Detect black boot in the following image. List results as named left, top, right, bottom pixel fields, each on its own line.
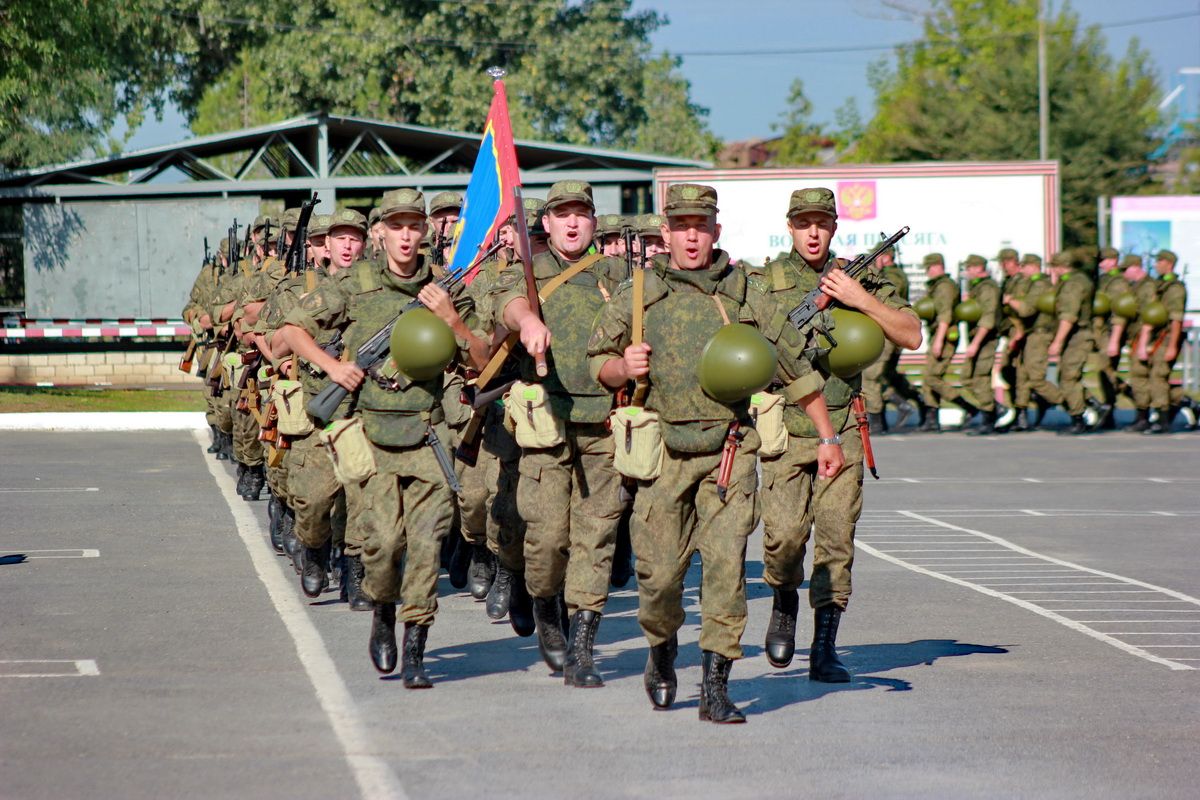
left=610, top=517, right=635, bottom=589
left=344, top=555, right=372, bottom=611
left=235, top=462, right=248, bottom=496
left=1031, top=394, right=1052, bottom=429
left=809, top=605, right=851, bottom=683
left=1064, top=414, right=1088, bottom=435
left=301, top=541, right=331, bottom=598
left=533, top=595, right=568, bottom=672
left=508, top=572, right=535, bottom=637
left=868, top=412, right=886, bottom=436
left=486, top=563, right=513, bottom=620
left=243, top=464, right=265, bottom=501
left=467, top=545, right=496, bottom=600
left=447, top=538, right=471, bottom=590
left=207, top=425, right=220, bottom=453
left=401, top=623, right=433, bottom=689
left=967, top=408, right=997, bottom=436
left=1127, top=408, right=1150, bottom=432
left=644, top=635, right=678, bottom=709
left=765, top=587, right=800, bottom=668
left=280, top=507, right=300, bottom=567
left=267, top=493, right=285, bottom=553
left=918, top=406, right=941, bottom=432
left=699, top=651, right=745, bottom=724
left=1145, top=408, right=1171, bottom=434
left=215, top=432, right=231, bottom=461
left=891, top=395, right=916, bottom=430
left=368, top=603, right=397, bottom=674
left=563, top=610, right=604, bottom=688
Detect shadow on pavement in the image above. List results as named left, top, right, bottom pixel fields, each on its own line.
left=1, top=554, right=29, bottom=565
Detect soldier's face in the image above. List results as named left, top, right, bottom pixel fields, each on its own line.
left=307, top=235, right=329, bottom=265
left=927, top=263, right=945, bottom=278
left=966, top=264, right=987, bottom=280
left=1002, top=258, right=1020, bottom=276
left=370, top=222, right=384, bottom=249
left=544, top=202, right=595, bottom=259
left=1156, top=258, right=1174, bottom=275
left=874, top=252, right=894, bottom=269
left=1021, top=262, right=1040, bottom=276
left=642, top=235, right=668, bottom=259
left=600, top=234, right=623, bottom=257
left=662, top=214, right=720, bottom=271
left=787, top=212, right=836, bottom=265
left=1100, top=257, right=1118, bottom=271
left=498, top=224, right=517, bottom=249
left=382, top=213, right=427, bottom=267
left=327, top=228, right=364, bottom=271
left=431, top=210, right=459, bottom=238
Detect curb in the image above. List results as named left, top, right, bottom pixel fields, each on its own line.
left=0, top=412, right=208, bottom=431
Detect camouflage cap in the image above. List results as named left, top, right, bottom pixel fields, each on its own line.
left=1021, top=253, right=1043, bottom=267
left=1155, top=249, right=1178, bottom=265
left=997, top=247, right=1019, bottom=262
left=663, top=183, right=718, bottom=218
left=378, top=188, right=426, bottom=219
left=786, top=187, right=836, bottom=220
left=428, top=191, right=463, bottom=216
left=281, top=208, right=301, bottom=233
left=964, top=254, right=987, bottom=268
left=922, top=252, right=945, bottom=268
left=1099, top=246, right=1119, bottom=261
left=1120, top=253, right=1143, bottom=268
left=368, top=207, right=381, bottom=226
left=594, top=213, right=625, bottom=237
left=307, top=214, right=332, bottom=238
left=524, top=197, right=548, bottom=237
left=1048, top=250, right=1072, bottom=268
left=636, top=213, right=666, bottom=237
left=328, top=208, right=367, bottom=236
left=252, top=214, right=271, bottom=232
left=545, top=180, right=595, bottom=212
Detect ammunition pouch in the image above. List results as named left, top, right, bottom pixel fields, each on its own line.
left=503, top=380, right=565, bottom=449
left=608, top=406, right=664, bottom=481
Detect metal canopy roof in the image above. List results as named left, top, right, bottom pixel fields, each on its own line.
left=0, top=113, right=710, bottom=199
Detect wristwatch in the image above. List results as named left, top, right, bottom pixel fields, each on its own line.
left=818, top=435, right=842, bottom=446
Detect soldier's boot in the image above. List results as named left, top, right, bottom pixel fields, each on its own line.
left=1126, top=408, right=1150, bottom=433
left=1179, top=397, right=1199, bottom=431
left=644, top=635, right=678, bottom=709
left=915, top=403, right=928, bottom=428
left=400, top=623, right=433, bottom=689
left=563, top=610, right=604, bottom=688
left=1031, top=395, right=1052, bottom=429
left=267, top=493, right=285, bottom=553
left=867, top=412, right=886, bottom=435
left=243, top=465, right=265, bottom=501
left=1064, top=414, right=1089, bottom=436
left=1145, top=408, right=1171, bottom=435
left=1091, top=403, right=1116, bottom=431
left=764, top=587, right=800, bottom=668
left=207, top=425, right=221, bottom=453
left=698, top=651, right=746, bottom=724
left=446, top=537, right=471, bottom=590
left=280, top=507, right=301, bottom=567
left=368, top=603, right=397, bottom=675
left=609, top=520, right=635, bottom=589
left=508, top=572, right=536, bottom=637
left=216, top=432, right=232, bottom=461
left=918, top=406, right=941, bottom=432
left=1009, top=408, right=1034, bottom=432
left=235, top=463, right=249, bottom=496
left=330, top=544, right=343, bottom=590
left=892, top=397, right=916, bottom=430
left=966, top=408, right=997, bottom=436
left=301, top=541, right=331, bottom=598
left=344, top=555, right=372, bottom=611
left=809, top=605, right=852, bottom=683
left=485, top=563, right=513, bottom=620
left=533, top=594, right=569, bottom=672
left=467, top=545, right=496, bottom=600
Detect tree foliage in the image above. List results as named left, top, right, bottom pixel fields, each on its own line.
left=0, top=0, right=176, bottom=170
left=771, top=79, right=825, bottom=166
left=850, top=0, right=1162, bottom=246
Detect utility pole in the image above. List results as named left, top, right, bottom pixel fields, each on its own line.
left=1038, top=0, right=1049, bottom=161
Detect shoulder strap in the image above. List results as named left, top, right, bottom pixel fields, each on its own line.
left=305, top=270, right=317, bottom=293
left=537, top=253, right=606, bottom=302
left=710, top=293, right=732, bottom=326
left=356, top=260, right=375, bottom=292
left=770, top=261, right=788, bottom=292
left=632, top=267, right=645, bottom=346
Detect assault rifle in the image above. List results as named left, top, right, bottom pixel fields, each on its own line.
left=623, top=224, right=635, bottom=280
left=305, top=238, right=505, bottom=423
left=228, top=220, right=241, bottom=274
left=786, top=227, right=910, bottom=339
left=285, top=193, right=319, bottom=274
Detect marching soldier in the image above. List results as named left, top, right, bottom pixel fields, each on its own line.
left=958, top=254, right=1005, bottom=435
left=494, top=180, right=627, bottom=686
left=1137, top=250, right=1194, bottom=433
left=995, top=248, right=1025, bottom=424
left=589, top=183, right=842, bottom=722
left=1047, top=250, right=1095, bottom=435
left=747, top=187, right=919, bottom=683
left=918, top=253, right=960, bottom=432
left=1091, top=247, right=1123, bottom=429
left=861, top=242, right=919, bottom=433
left=1108, top=255, right=1158, bottom=431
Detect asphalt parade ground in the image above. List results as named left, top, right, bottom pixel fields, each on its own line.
left=2, top=424, right=1199, bottom=799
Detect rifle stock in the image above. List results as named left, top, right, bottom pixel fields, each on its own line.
left=512, top=186, right=548, bottom=377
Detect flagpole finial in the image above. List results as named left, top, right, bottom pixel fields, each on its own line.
left=487, top=66, right=507, bottom=80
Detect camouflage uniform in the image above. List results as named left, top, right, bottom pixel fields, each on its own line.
left=1093, top=256, right=1125, bottom=412
left=999, top=268, right=1031, bottom=409
left=1122, top=274, right=1160, bottom=411
left=920, top=270, right=961, bottom=409
left=959, top=262, right=1001, bottom=413
left=1146, top=270, right=1188, bottom=413
left=861, top=260, right=918, bottom=417
left=1052, top=265, right=1094, bottom=417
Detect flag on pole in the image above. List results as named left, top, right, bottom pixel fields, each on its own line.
left=445, top=77, right=522, bottom=279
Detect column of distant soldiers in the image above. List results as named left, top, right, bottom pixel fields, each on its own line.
left=178, top=184, right=1186, bottom=725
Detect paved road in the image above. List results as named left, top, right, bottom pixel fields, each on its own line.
left=2, top=427, right=1198, bottom=799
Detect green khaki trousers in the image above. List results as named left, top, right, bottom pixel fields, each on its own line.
left=287, top=427, right=349, bottom=552
left=632, top=429, right=761, bottom=660
left=959, top=335, right=998, bottom=411
left=461, top=414, right=524, bottom=571
left=1016, top=331, right=1063, bottom=408
left=1058, top=331, right=1093, bottom=416
left=1148, top=347, right=1182, bottom=410
left=921, top=338, right=959, bottom=407
left=518, top=422, right=622, bottom=613
left=359, top=438, right=455, bottom=624
left=760, top=421, right=864, bottom=610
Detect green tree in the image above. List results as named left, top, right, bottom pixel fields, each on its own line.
left=771, top=79, right=825, bottom=166
left=0, top=0, right=176, bottom=170
left=851, top=0, right=1162, bottom=246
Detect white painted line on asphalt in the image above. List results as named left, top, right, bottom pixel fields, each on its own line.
left=1022, top=478, right=1043, bottom=483
left=855, top=510, right=1200, bottom=671
left=0, top=487, right=100, bottom=493
left=1146, top=478, right=1170, bottom=483
left=0, top=660, right=99, bottom=678
left=1021, top=509, right=1046, bottom=516
left=194, top=430, right=408, bottom=800
left=1153, top=511, right=1178, bottom=517
left=0, top=412, right=207, bottom=431
left=8, top=549, right=101, bottom=559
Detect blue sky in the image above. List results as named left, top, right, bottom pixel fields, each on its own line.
left=121, top=0, right=1200, bottom=150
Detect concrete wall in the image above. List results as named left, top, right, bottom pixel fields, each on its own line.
left=0, top=351, right=203, bottom=388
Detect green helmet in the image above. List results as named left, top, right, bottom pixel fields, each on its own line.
left=1140, top=300, right=1169, bottom=328
left=1111, top=292, right=1139, bottom=320
left=1092, top=291, right=1111, bottom=316
left=1035, top=288, right=1057, bottom=315
left=953, top=298, right=982, bottom=324
left=697, top=323, right=778, bottom=404
left=817, top=309, right=885, bottom=378
left=388, top=308, right=457, bottom=381
left=913, top=296, right=936, bottom=321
